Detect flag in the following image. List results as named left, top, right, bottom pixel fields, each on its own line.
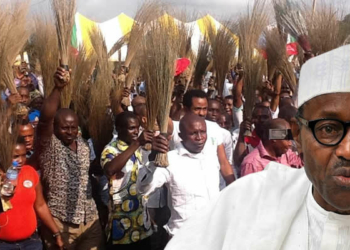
left=286, top=34, right=298, bottom=56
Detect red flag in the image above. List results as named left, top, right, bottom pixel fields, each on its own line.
left=175, top=58, right=191, bottom=76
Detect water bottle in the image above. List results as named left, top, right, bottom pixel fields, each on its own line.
left=1, top=162, right=19, bottom=197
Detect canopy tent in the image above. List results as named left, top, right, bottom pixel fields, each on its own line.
left=74, top=12, right=239, bottom=61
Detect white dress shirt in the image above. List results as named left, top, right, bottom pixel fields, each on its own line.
left=137, top=143, right=220, bottom=236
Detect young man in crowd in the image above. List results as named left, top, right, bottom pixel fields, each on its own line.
left=171, top=90, right=235, bottom=185
left=137, top=113, right=220, bottom=238
left=206, top=99, right=234, bottom=184
left=35, top=67, right=103, bottom=250
left=240, top=118, right=303, bottom=177
left=19, top=122, right=35, bottom=158
left=233, top=104, right=272, bottom=175
left=223, top=95, right=234, bottom=117
left=165, top=45, right=350, bottom=250
left=101, top=111, right=153, bottom=250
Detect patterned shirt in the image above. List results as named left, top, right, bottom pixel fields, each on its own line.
left=40, top=135, right=98, bottom=225
left=101, top=139, right=152, bottom=245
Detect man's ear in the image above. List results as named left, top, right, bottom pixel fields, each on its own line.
left=291, top=117, right=302, bottom=153
left=141, top=116, right=147, bottom=128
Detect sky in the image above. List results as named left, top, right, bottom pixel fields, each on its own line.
left=29, top=0, right=349, bottom=23
left=76, top=0, right=249, bottom=22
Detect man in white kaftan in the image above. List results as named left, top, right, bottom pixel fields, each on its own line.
left=166, top=45, right=350, bottom=250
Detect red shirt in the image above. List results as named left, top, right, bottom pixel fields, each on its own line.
left=0, top=165, right=39, bottom=241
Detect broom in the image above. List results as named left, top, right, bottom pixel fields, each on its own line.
left=141, top=16, right=180, bottom=167
left=305, top=2, right=346, bottom=55
left=32, top=14, right=59, bottom=97
left=108, top=33, right=130, bottom=58
left=193, top=39, right=210, bottom=89
left=121, top=0, right=162, bottom=107
left=208, top=20, right=237, bottom=97
left=0, top=105, right=19, bottom=172
left=0, top=0, right=30, bottom=116
left=88, top=27, right=114, bottom=158
left=273, top=0, right=312, bottom=53
left=238, top=0, right=269, bottom=136
left=264, top=28, right=297, bottom=93
left=51, top=0, right=76, bottom=108
left=71, top=45, right=97, bottom=135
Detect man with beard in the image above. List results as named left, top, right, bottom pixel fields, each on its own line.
left=165, top=45, right=350, bottom=250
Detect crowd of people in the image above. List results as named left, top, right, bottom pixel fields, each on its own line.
left=1, top=0, right=350, bottom=250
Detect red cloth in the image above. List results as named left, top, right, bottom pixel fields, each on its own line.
left=244, top=130, right=261, bottom=148
left=175, top=58, right=191, bottom=76
left=0, top=166, right=39, bottom=241
left=286, top=42, right=298, bottom=56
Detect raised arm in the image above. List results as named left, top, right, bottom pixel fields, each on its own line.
left=233, top=72, right=244, bottom=109
left=270, top=73, right=282, bottom=112
left=233, top=120, right=252, bottom=169
left=36, top=67, right=69, bottom=141
left=218, top=144, right=235, bottom=185
left=137, top=134, right=170, bottom=195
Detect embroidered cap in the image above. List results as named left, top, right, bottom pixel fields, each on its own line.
left=298, top=45, right=350, bottom=107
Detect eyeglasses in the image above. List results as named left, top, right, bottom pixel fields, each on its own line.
left=297, top=116, right=350, bottom=146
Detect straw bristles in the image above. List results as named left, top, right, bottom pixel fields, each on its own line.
left=208, top=20, right=237, bottom=96
left=193, top=39, right=210, bottom=89
left=88, top=27, right=114, bottom=157
left=32, top=14, right=59, bottom=97
left=0, top=0, right=30, bottom=94
left=108, top=34, right=129, bottom=58
left=124, top=0, right=161, bottom=68
left=264, top=28, right=296, bottom=92
left=72, top=46, right=96, bottom=115
left=273, top=0, right=308, bottom=40
left=0, top=105, right=18, bottom=172
left=141, top=16, right=180, bottom=167
left=51, top=0, right=76, bottom=67
left=238, top=0, right=269, bottom=121
left=305, top=2, right=347, bottom=55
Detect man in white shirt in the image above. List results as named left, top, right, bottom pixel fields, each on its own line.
left=165, top=45, right=350, bottom=250
left=170, top=90, right=235, bottom=185
left=137, top=113, right=220, bottom=237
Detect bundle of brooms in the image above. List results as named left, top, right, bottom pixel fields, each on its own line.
left=72, top=45, right=97, bottom=136
left=88, top=27, right=114, bottom=158
left=121, top=1, right=161, bottom=107
left=264, top=28, right=297, bottom=93
left=238, top=0, right=269, bottom=135
left=207, top=19, right=237, bottom=97
left=273, top=0, right=312, bottom=55
left=0, top=0, right=30, bottom=171
left=304, top=2, right=349, bottom=55
left=51, top=0, right=76, bottom=108
left=193, top=39, right=210, bottom=89
left=0, top=0, right=30, bottom=118
left=141, top=15, right=180, bottom=167
left=32, top=14, right=59, bottom=97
